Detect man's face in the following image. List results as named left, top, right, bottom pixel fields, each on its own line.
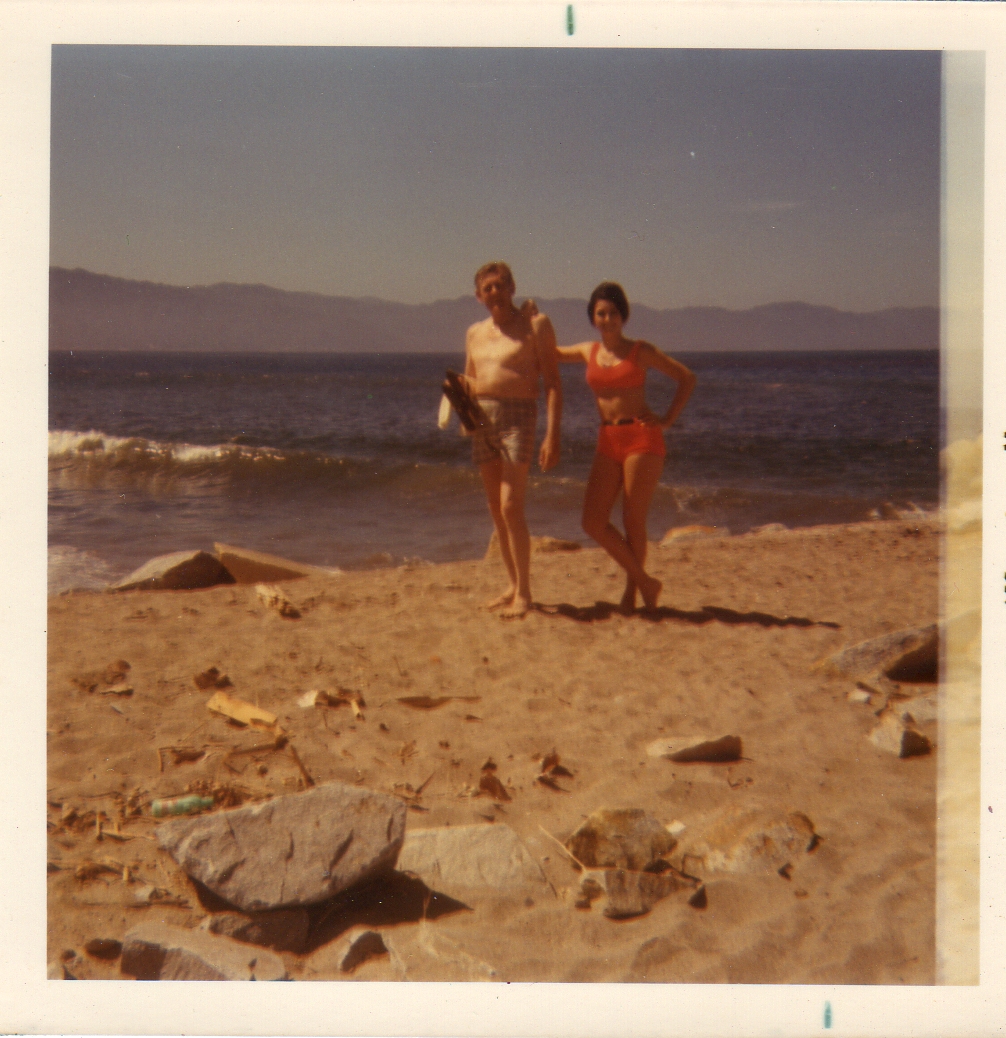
left=475, top=271, right=515, bottom=313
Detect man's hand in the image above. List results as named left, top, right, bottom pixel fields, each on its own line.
left=539, top=434, right=560, bottom=472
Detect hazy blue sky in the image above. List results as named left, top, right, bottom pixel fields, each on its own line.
left=50, top=46, right=940, bottom=311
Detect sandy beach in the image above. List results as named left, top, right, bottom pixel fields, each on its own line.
left=44, top=517, right=946, bottom=984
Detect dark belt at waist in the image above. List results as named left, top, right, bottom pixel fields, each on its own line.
left=601, top=417, right=641, bottom=426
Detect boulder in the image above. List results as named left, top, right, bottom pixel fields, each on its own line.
left=112, top=550, right=235, bottom=592
left=199, top=908, right=310, bottom=953
left=214, top=542, right=336, bottom=584
left=395, top=824, right=550, bottom=901
left=565, top=808, right=676, bottom=871
left=823, top=624, right=938, bottom=683
left=155, top=781, right=406, bottom=911
left=681, top=808, right=818, bottom=876
left=120, top=921, right=286, bottom=980
left=868, top=713, right=933, bottom=758
left=578, top=867, right=683, bottom=919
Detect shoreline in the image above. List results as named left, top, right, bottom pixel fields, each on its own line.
left=48, top=518, right=947, bottom=982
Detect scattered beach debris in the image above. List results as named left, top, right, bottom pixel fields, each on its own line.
left=199, top=908, right=310, bottom=953
left=478, top=772, right=512, bottom=802
left=565, top=808, right=677, bottom=872
left=128, top=884, right=189, bottom=909
left=536, top=749, right=574, bottom=787
left=193, top=667, right=233, bottom=690
left=660, top=525, right=721, bottom=545
left=680, top=808, right=819, bottom=876
left=74, top=858, right=126, bottom=882
left=151, top=794, right=215, bottom=818
left=112, top=550, right=235, bottom=592
left=297, top=688, right=365, bottom=719
left=847, top=687, right=873, bottom=705
left=213, top=542, right=334, bottom=584
left=71, top=660, right=131, bottom=694
left=867, top=712, right=933, bottom=758
left=397, top=695, right=480, bottom=710
left=255, top=582, right=301, bottom=619
left=120, top=920, right=287, bottom=980
left=339, top=929, right=389, bottom=973
left=84, top=938, right=122, bottom=960
left=206, top=689, right=278, bottom=730
left=156, top=746, right=207, bottom=771
left=155, top=781, right=406, bottom=911
left=646, top=735, right=743, bottom=763
left=391, top=772, right=435, bottom=810
left=822, top=623, right=938, bottom=683
left=576, top=866, right=687, bottom=919
left=395, top=824, right=551, bottom=902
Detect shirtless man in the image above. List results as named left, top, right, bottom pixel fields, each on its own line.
left=464, top=261, right=562, bottom=618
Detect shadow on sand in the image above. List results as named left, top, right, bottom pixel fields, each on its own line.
left=535, top=601, right=840, bottom=629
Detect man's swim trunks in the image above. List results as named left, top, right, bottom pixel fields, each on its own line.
left=472, top=398, right=537, bottom=466
left=596, top=418, right=666, bottom=464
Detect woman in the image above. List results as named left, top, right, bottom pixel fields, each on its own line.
left=558, top=282, right=696, bottom=613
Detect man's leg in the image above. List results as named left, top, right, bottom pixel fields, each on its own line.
left=480, top=459, right=520, bottom=610
left=497, top=458, right=532, bottom=617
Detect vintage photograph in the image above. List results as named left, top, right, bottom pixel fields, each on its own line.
left=43, top=40, right=976, bottom=990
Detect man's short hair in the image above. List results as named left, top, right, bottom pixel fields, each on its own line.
left=474, top=261, right=515, bottom=291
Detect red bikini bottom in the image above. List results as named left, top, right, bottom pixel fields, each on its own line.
left=596, top=420, right=667, bottom=464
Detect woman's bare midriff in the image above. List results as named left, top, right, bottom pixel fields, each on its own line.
left=593, top=385, right=650, bottom=423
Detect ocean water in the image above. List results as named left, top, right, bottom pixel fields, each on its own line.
left=48, top=349, right=940, bottom=593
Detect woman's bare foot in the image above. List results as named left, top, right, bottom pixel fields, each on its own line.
left=639, top=575, right=662, bottom=610
left=501, top=593, right=531, bottom=619
left=619, top=583, right=637, bottom=615
left=486, top=589, right=516, bottom=611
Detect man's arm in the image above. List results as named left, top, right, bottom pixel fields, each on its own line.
left=533, top=314, right=562, bottom=471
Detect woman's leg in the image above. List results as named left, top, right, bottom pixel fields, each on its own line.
left=621, top=452, right=664, bottom=609
left=582, top=452, right=657, bottom=610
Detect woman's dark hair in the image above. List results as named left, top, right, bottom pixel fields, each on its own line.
left=587, top=282, right=630, bottom=325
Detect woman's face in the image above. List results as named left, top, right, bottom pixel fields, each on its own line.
left=592, top=299, right=624, bottom=336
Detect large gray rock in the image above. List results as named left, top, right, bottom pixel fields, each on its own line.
left=156, top=782, right=406, bottom=911
left=214, top=542, right=337, bottom=584
left=395, top=824, right=550, bottom=901
left=120, top=921, right=286, bottom=980
left=112, top=550, right=235, bottom=592
left=199, top=908, right=310, bottom=953
left=565, top=808, right=677, bottom=871
left=824, top=624, right=938, bottom=683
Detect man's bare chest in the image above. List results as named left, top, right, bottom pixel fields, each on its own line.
left=471, top=326, right=536, bottom=368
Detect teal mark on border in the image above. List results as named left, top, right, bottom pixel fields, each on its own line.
left=566, top=5, right=574, bottom=35
left=824, top=1002, right=832, bottom=1029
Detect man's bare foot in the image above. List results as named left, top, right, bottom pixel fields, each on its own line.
left=639, top=575, right=662, bottom=611
left=619, top=583, right=637, bottom=615
left=486, top=589, right=516, bottom=611
left=500, top=594, right=531, bottom=619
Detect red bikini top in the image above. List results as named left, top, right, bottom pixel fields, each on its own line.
left=585, top=341, right=646, bottom=393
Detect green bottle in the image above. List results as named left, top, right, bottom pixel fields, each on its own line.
left=151, top=794, right=214, bottom=818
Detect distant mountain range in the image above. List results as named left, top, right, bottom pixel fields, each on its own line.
left=49, top=267, right=939, bottom=354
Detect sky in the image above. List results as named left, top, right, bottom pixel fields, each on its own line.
left=49, top=46, right=941, bottom=312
